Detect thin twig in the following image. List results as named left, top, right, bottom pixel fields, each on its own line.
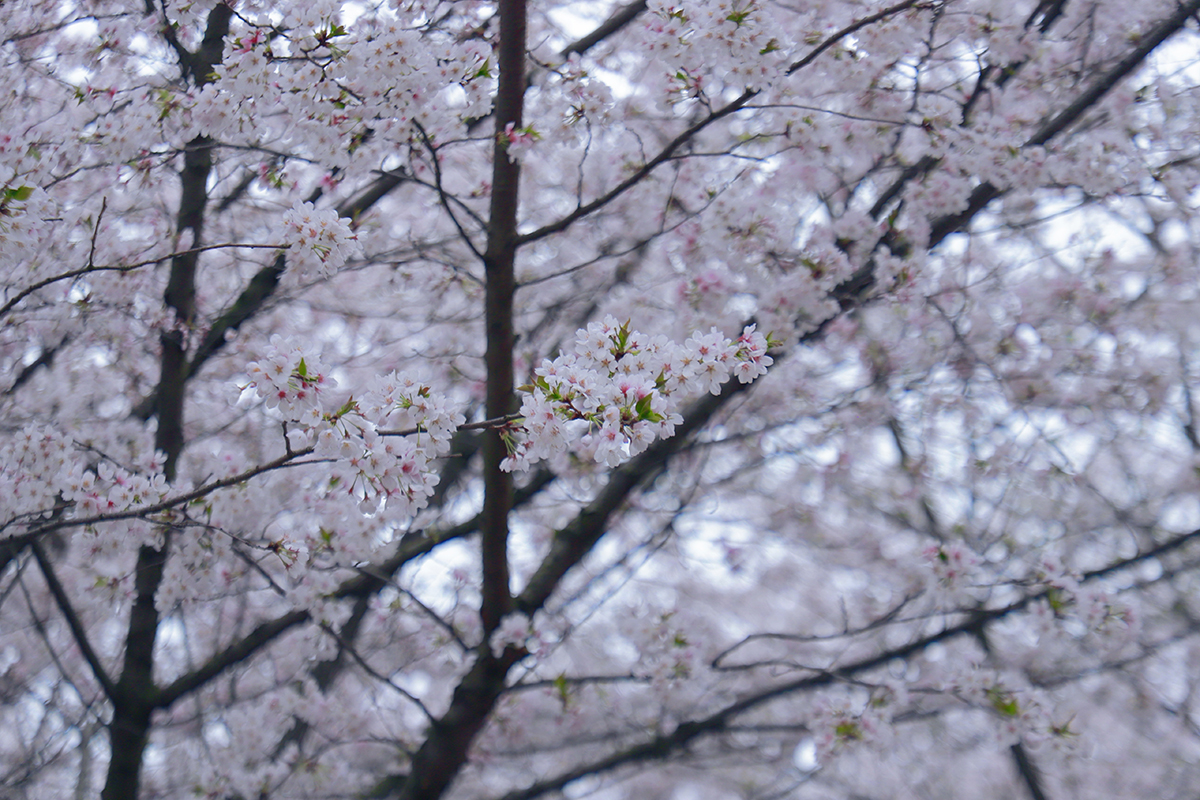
left=0, top=242, right=284, bottom=320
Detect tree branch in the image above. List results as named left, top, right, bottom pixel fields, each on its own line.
left=30, top=542, right=118, bottom=700
left=516, top=383, right=750, bottom=616
left=0, top=242, right=280, bottom=323
left=499, top=525, right=1200, bottom=800
left=520, top=0, right=936, bottom=247
left=560, top=0, right=647, bottom=58
left=149, top=462, right=554, bottom=716
left=927, top=0, right=1200, bottom=247
left=102, top=6, right=233, bottom=798
left=414, top=122, right=485, bottom=261
left=140, top=158, right=416, bottom=419
left=479, top=0, right=528, bottom=641
left=516, top=90, right=755, bottom=246
left=786, top=0, right=927, bottom=76
left=154, top=608, right=308, bottom=708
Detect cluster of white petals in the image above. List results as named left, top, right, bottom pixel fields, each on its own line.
left=0, top=424, right=168, bottom=537
left=58, top=461, right=169, bottom=517
left=245, top=337, right=464, bottom=518
left=502, top=316, right=773, bottom=471
left=0, top=425, right=76, bottom=527
left=279, top=200, right=359, bottom=279
left=0, top=175, right=55, bottom=274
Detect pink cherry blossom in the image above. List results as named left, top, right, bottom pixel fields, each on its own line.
left=2, top=1, right=1200, bottom=798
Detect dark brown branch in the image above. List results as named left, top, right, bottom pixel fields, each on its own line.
left=786, top=0, right=927, bottom=75
left=516, top=383, right=750, bottom=616
left=560, top=0, right=647, bottom=58
left=153, top=537, right=437, bottom=713
left=520, top=1, right=932, bottom=248
left=30, top=542, right=118, bottom=700
left=414, top=122, right=485, bottom=261
left=102, top=7, right=233, bottom=799
left=142, top=160, right=413, bottom=419
left=516, top=89, right=756, bottom=246
left=271, top=594, right=375, bottom=758
left=340, top=171, right=407, bottom=222
left=154, top=608, right=309, bottom=708
left=14, top=418, right=530, bottom=544
left=214, top=167, right=257, bottom=213
left=17, top=447, right=318, bottom=541
left=397, top=648, right=526, bottom=800
left=155, top=141, right=216, bottom=467
left=479, top=0, right=528, bottom=641
left=0, top=536, right=27, bottom=585
left=1011, top=738, right=1050, bottom=799
left=927, top=0, right=1200, bottom=247
left=499, top=526, right=1200, bottom=800
left=182, top=252, right=286, bottom=387
left=3, top=336, right=68, bottom=396
left=101, top=540, right=168, bottom=800
left=1025, top=0, right=1070, bottom=33
left=972, top=626, right=1049, bottom=800
left=1031, top=0, right=1200, bottom=147
left=374, top=388, right=756, bottom=800
left=380, top=413, right=521, bottom=437
left=149, top=464, right=554, bottom=719
left=868, top=155, right=938, bottom=221
left=0, top=242, right=279, bottom=323
left=872, top=0, right=1157, bottom=231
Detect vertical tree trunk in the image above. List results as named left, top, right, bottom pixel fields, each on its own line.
left=100, top=6, right=232, bottom=797
left=397, top=1, right=528, bottom=797
left=480, top=0, right=527, bottom=637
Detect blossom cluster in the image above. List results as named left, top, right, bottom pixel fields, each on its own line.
left=811, top=688, right=898, bottom=762
left=1029, top=557, right=1136, bottom=640
left=952, top=672, right=1057, bottom=747
left=245, top=335, right=338, bottom=427
left=501, top=317, right=773, bottom=471
left=0, top=176, right=54, bottom=274
left=0, top=425, right=77, bottom=529
left=184, top=9, right=494, bottom=168
left=628, top=610, right=700, bottom=685
left=0, top=424, right=168, bottom=539
left=59, top=460, right=169, bottom=517
left=244, top=338, right=464, bottom=518
left=279, top=200, right=359, bottom=279
left=641, top=0, right=791, bottom=100
left=489, top=612, right=568, bottom=659
left=923, top=542, right=980, bottom=589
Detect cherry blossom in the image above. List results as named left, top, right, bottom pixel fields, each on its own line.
left=2, top=1, right=1200, bottom=799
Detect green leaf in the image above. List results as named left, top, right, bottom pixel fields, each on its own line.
left=553, top=673, right=570, bottom=706
left=614, top=319, right=632, bottom=353
left=988, top=688, right=1020, bottom=717
left=835, top=720, right=862, bottom=740
left=634, top=394, right=664, bottom=423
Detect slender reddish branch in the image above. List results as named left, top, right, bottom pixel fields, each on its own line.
left=480, top=0, right=528, bottom=639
